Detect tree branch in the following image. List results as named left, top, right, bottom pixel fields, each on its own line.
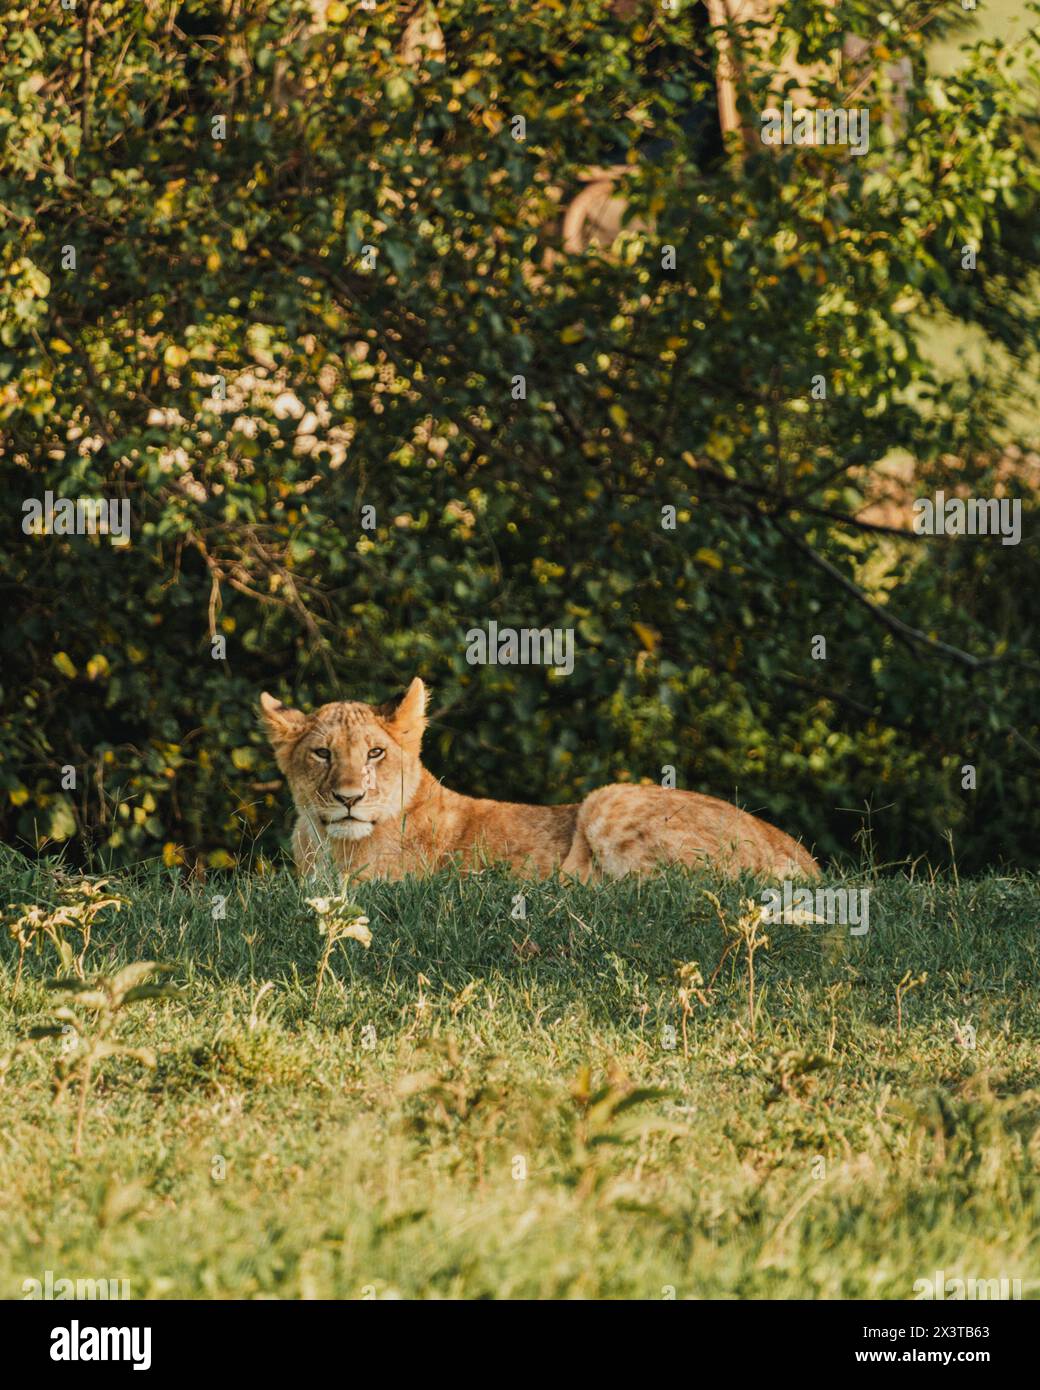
left=769, top=518, right=1005, bottom=672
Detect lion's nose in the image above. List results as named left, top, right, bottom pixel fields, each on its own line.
left=332, top=791, right=364, bottom=808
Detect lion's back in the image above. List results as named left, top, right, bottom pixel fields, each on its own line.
left=563, top=783, right=819, bottom=880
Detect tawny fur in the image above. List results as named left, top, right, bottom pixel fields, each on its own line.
left=260, top=679, right=819, bottom=882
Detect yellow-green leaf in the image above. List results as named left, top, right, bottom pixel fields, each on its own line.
left=694, top=548, right=724, bottom=570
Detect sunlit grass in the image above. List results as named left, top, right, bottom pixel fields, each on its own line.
left=1, top=854, right=1039, bottom=1299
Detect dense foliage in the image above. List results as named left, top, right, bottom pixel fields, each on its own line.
left=1, top=0, right=1038, bottom=870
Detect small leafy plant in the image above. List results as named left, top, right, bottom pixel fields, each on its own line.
left=4, top=876, right=127, bottom=990
left=674, top=960, right=712, bottom=1060
left=22, top=962, right=179, bottom=1157
left=307, top=894, right=372, bottom=1003
left=704, top=893, right=773, bottom=1040
left=566, top=1064, right=681, bottom=1196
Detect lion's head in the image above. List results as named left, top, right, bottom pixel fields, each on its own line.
left=260, top=678, right=427, bottom=841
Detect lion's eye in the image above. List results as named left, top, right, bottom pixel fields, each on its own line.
left=312, top=747, right=332, bottom=762
left=367, top=746, right=385, bottom=761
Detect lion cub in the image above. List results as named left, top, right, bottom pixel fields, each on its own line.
left=260, top=679, right=819, bottom=882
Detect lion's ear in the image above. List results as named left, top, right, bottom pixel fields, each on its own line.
left=259, top=692, right=308, bottom=745
left=381, top=677, right=428, bottom=754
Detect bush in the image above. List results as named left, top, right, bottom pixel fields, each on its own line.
left=1, top=1, right=1038, bottom=870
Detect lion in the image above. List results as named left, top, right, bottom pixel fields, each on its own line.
left=260, top=679, right=820, bottom=882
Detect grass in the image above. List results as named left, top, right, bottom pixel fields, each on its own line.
left=2, top=848, right=1039, bottom=1300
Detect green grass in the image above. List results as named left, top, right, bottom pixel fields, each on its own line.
left=2, top=849, right=1040, bottom=1299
